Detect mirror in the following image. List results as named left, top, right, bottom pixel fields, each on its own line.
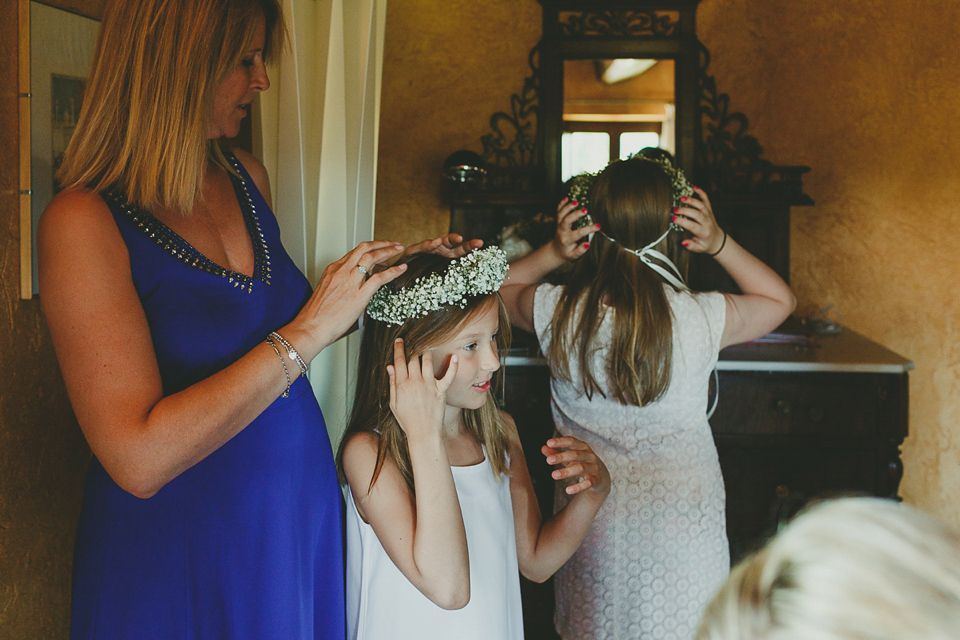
left=562, top=58, right=675, bottom=180
left=537, top=5, right=700, bottom=196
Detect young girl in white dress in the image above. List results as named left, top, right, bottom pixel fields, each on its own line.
left=500, top=153, right=796, bottom=640
left=337, top=248, right=610, bottom=640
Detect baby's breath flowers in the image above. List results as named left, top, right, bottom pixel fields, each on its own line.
left=565, top=150, right=694, bottom=233
left=626, top=149, right=695, bottom=209
left=566, top=171, right=599, bottom=231
left=366, top=247, right=509, bottom=326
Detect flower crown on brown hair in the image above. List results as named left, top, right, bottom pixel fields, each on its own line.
left=366, top=247, right=509, bottom=326
left=566, top=150, right=692, bottom=291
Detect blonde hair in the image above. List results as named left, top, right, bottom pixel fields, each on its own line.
left=698, top=497, right=960, bottom=640
left=56, top=0, right=286, bottom=213
left=337, top=253, right=513, bottom=494
left=548, top=157, right=687, bottom=406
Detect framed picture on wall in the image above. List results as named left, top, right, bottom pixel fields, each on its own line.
left=19, top=1, right=99, bottom=298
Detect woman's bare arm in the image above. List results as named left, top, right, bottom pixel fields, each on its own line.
left=39, top=167, right=407, bottom=498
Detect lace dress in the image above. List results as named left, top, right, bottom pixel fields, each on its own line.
left=533, top=283, right=729, bottom=640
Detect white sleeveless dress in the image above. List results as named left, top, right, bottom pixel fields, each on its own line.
left=345, top=453, right=524, bottom=640
left=533, top=283, right=730, bottom=640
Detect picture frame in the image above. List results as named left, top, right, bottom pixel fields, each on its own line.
left=19, top=0, right=100, bottom=299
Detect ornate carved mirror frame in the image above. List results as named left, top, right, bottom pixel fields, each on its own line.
left=478, top=0, right=811, bottom=202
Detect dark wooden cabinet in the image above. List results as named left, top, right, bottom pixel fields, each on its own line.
left=500, top=326, right=911, bottom=636
left=712, top=330, right=910, bottom=560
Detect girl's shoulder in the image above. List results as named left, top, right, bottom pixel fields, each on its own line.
left=341, top=430, right=380, bottom=460
left=666, top=287, right=726, bottom=320
left=531, top=283, right=564, bottom=338
left=498, top=409, right=520, bottom=440
left=665, top=288, right=727, bottom=349
left=340, top=431, right=382, bottom=484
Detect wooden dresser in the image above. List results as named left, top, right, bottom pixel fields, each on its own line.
left=501, top=325, right=912, bottom=638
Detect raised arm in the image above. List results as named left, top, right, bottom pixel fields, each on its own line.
left=38, top=175, right=407, bottom=499
left=500, top=198, right=597, bottom=333
left=505, top=413, right=609, bottom=583
left=673, top=187, right=797, bottom=348
left=341, top=344, right=469, bottom=609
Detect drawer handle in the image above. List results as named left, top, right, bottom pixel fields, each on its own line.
left=775, top=399, right=792, bottom=415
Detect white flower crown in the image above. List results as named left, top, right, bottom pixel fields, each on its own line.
left=567, top=150, right=694, bottom=232
left=631, top=151, right=695, bottom=207
left=366, top=246, right=509, bottom=326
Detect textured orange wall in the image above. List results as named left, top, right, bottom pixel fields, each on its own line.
left=697, top=0, right=960, bottom=527
left=373, top=0, right=542, bottom=246
left=376, top=1, right=960, bottom=529
left=1, top=2, right=102, bottom=638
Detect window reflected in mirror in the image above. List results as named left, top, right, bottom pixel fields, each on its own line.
left=562, top=58, right=675, bottom=181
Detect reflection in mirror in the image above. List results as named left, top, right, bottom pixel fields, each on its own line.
left=562, top=59, right=675, bottom=181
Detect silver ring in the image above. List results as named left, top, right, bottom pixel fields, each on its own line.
left=357, top=265, right=368, bottom=275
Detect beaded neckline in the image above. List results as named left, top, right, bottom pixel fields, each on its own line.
left=105, top=153, right=272, bottom=293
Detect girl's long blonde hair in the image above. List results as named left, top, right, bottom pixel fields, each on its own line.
left=337, top=254, right=513, bottom=494
left=548, top=157, right=687, bottom=406
left=56, top=0, right=286, bottom=213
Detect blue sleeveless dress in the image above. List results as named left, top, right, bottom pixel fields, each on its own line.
left=70, top=153, right=345, bottom=639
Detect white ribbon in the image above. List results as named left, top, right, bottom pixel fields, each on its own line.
left=600, top=228, right=690, bottom=292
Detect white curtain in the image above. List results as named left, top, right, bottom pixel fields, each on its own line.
left=255, top=0, right=387, bottom=446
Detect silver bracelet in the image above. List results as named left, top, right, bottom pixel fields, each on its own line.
left=265, top=336, right=291, bottom=398
left=268, top=331, right=308, bottom=376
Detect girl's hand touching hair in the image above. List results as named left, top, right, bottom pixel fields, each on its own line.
left=552, top=198, right=598, bottom=262
left=387, top=339, right=459, bottom=441
left=670, top=186, right=726, bottom=255
left=543, top=436, right=611, bottom=497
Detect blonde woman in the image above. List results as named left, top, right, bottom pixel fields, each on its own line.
left=39, top=0, right=474, bottom=637
left=698, top=497, right=960, bottom=640
left=501, top=153, right=796, bottom=639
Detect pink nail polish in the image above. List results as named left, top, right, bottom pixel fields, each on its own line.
left=681, top=196, right=688, bottom=201
left=583, top=242, right=590, bottom=249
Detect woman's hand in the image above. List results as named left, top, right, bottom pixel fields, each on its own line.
left=670, top=186, right=725, bottom=255
left=403, top=233, right=483, bottom=259
left=387, top=339, right=459, bottom=440
left=551, top=198, right=597, bottom=262
left=285, top=240, right=407, bottom=358
left=543, top=436, right=611, bottom=497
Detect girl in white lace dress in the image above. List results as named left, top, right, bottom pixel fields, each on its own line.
left=337, top=249, right=610, bottom=640
left=501, top=154, right=795, bottom=640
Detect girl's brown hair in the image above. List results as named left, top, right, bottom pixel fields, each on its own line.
left=337, top=254, right=513, bottom=494
left=56, top=0, right=287, bottom=213
left=548, top=157, right=687, bottom=406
